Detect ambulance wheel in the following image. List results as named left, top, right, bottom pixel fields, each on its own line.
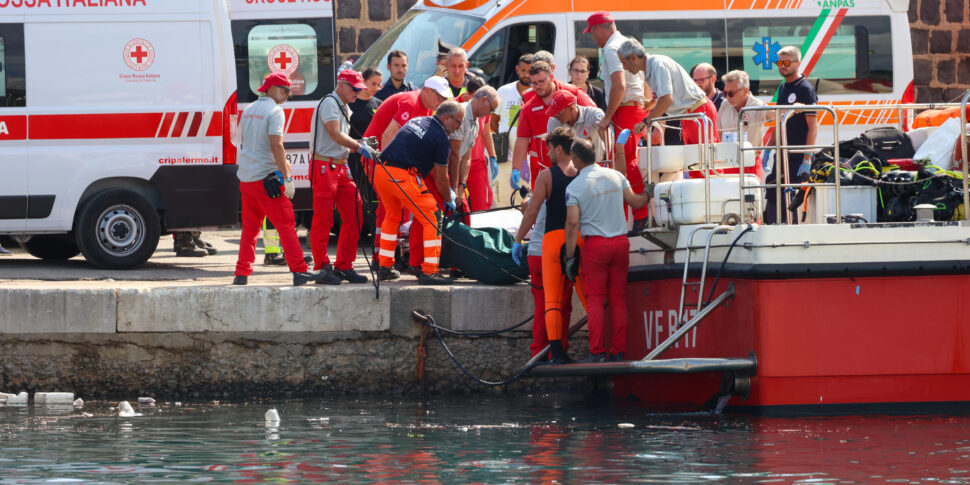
left=76, top=190, right=160, bottom=269
left=20, top=235, right=81, bottom=260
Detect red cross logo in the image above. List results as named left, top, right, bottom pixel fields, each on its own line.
left=123, top=38, right=155, bottom=72
left=267, top=44, right=299, bottom=75
left=130, top=45, right=149, bottom=64
left=274, top=52, right=292, bottom=70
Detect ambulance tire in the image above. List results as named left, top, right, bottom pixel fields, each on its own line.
left=75, top=189, right=161, bottom=269
left=20, top=235, right=81, bottom=260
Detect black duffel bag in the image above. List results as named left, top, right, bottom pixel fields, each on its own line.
left=860, top=126, right=915, bottom=162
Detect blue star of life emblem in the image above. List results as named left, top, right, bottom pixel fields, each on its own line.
left=752, top=36, right=781, bottom=70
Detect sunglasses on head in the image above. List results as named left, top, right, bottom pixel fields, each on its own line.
left=776, top=60, right=796, bottom=68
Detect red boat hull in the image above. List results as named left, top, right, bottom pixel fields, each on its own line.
left=616, top=273, right=970, bottom=411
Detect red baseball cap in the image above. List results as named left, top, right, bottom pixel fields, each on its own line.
left=337, top=69, right=368, bottom=90
left=545, top=90, right=577, bottom=118
left=583, top=11, right=614, bottom=34
left=257, top=72, right=291, bottom=93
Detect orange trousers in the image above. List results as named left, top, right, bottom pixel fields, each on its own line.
left=373, top=165, right=441, bottom=275
left=541, top=229, right=586, bottom=341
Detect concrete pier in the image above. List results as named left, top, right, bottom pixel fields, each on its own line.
left=0, top=231, right=591, bottom=398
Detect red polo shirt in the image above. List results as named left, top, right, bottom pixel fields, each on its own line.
left=516, top=81, right=596, bottom=168
left=363, top=90, right=432, bottom=148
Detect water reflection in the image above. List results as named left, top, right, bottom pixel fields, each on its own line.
left=1, top=395, right=969, bottom=483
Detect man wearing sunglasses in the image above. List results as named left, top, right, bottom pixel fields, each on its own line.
left=233, top=72, right=318, bottom=286
left=716, top=69, right=773, bottom=148
left=765, top=45, right=817, bottom=224
left=307, top=69, right=376, bottom=286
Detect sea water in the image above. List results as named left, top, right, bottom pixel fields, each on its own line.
left=1, top=394, right=969, bottom=483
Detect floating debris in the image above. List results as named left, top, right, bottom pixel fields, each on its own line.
left=73, top=398, right=84, bottom=409
left=138, top=397, right=156, bottom=407
left=618, top=423, right=635, bottom=429
left=306, top=417, right=330, bottom=424
left=35, top=392, right=75, bottom=405
left=117, top=401, right=142, bottom=417
left=265, top=409, right=280, bottom=425
left=0, top=392, right=28, bottom=406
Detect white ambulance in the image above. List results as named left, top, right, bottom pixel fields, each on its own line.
left=227, top=0, right=337, bottom=214
left=353, top=0, right=914, bottom=141
left=0, top=0, right=238, bottom=269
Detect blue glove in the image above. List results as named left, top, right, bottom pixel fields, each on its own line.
left=796, top=158, right=812, bottom=177
left=512, top=241, right=525, bottom=266
left=357, top=144, right=377, bottom=160
left=488, top=156, right=499, bottom=182
left=510, top=168, right=521, bottom=189
left=616, top=128, right=631, bottom=145
left=445, top=200, right=457, bottom=213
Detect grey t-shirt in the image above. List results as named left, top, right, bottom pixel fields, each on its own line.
left=601, top=30, right=646, bottom=103
left=237, top=96, right=285, bottom=183
left=642, top=54, right=706, bottom=115
left=547, top=105, right=604, bottom=140
left=565, top=164, right=630, bottom=238
left=313, top=93, right=352, bottom=159
left=449, top=102, right=480, bottom=158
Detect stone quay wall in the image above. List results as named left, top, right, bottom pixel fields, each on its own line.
left=909, top=0, right=970, bottom=103
left=0, top=286, right=590, bottom=399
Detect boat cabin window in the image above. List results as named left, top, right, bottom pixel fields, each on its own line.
left=0, top=24, right=25, bottom=107
left=232, top=18, right=335, bottom=103
left=574, top=19, right=727, bottom=91
left=726, top=16, right=893, bottom=97
left=468, top=22, right=556, bottom=88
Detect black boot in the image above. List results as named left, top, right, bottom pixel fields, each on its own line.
left=548, top=341, right=572, bottom=364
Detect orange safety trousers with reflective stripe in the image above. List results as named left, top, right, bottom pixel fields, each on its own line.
left=373, top=165, right=442, bottom=275
left=541, top=228, right=586, bottom=342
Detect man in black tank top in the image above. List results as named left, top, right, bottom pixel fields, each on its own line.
left=513, top=126, right=588, bottom=363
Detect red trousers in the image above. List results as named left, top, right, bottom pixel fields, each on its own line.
left=613, top=105, right=650, bottom=221
left=682, top=98, right=721, bottom=145
left=528, top=254, right=573, bottom=356
left=235, top=180, right=309, bottom=276
left=581, top=235, right=630, bottom=355
left=467, top=156, right=493, bottom=212
left=310, top=159, right=362, bottom=271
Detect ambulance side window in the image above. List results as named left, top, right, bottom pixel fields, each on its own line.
left=726, top=16, right=893, bottom=96
left=468, top=22, right=556, bottom=88
left=574, top=19, right=727, bottom=91
left=0, top=24, right=25, bottom=107
left=232, top=18, right=335, bottom=104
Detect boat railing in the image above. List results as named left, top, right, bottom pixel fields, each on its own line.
left=643, top=112, right=717, bottom=224
left=737, top=100, right=970, bottom=224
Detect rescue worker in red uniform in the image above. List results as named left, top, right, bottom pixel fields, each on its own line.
left=512, top=126, right=587, bottom=363
left=373, top=101, right=464, bottom=285
left=308, top=69, right=374, bottom=285
left=363, top=76, right=453, bottom=266
left=232, top=73, right=318, bottom=286
left=564, top=137, right=652, bottom=361
left=509, top=60, right=596, bottom=191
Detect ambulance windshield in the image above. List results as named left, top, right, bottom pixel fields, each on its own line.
left=354, top=10, right=484, bottom=86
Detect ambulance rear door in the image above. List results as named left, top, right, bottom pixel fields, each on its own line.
left=0, top=17, right=27, bottom=231
left=229, top=0, right=336, bottom=212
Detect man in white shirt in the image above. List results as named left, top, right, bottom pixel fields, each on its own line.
left=585, top=11, right=652, bottom=226
left=492, top=54, right=533, bottom=159
left=544, top=90, right=607, bottom=161
left=716, top=70, right=772, bottom=147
